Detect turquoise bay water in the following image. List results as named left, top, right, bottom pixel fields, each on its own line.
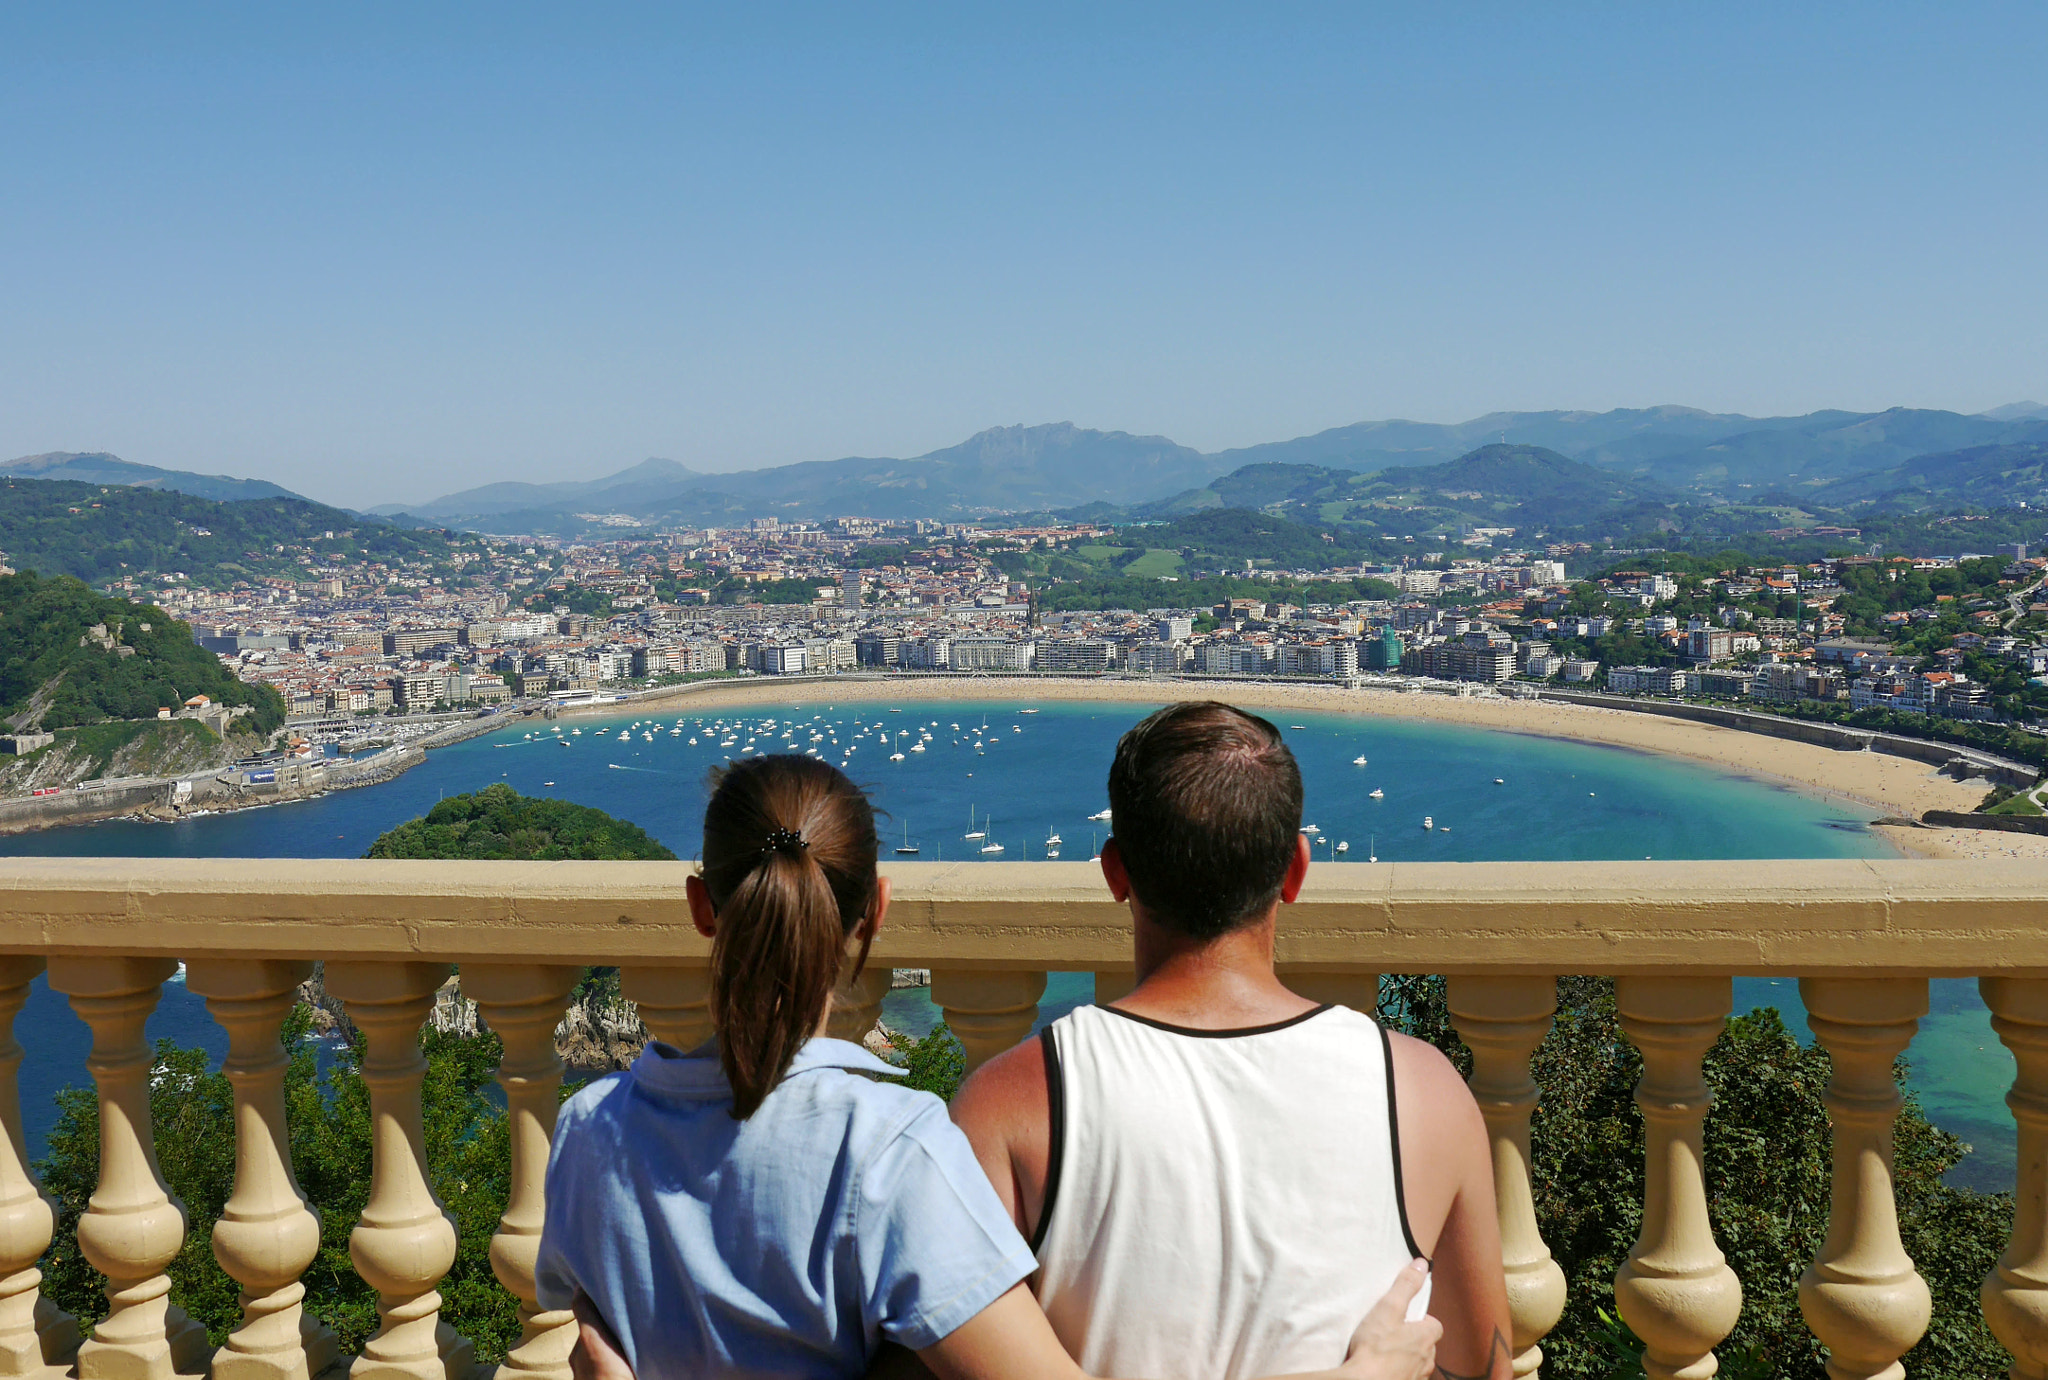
left=0, top=697, right=2010, bottom=1190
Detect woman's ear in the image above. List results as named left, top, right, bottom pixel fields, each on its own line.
left=863, top=875, right=891, bottom=944
left=686, top=873, right=717, bottom=939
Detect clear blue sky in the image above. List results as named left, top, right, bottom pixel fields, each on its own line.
left=3, top=3, right=2043, bottom=508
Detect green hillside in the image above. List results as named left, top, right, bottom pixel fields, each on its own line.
left=1813, top=441, right=2048, bottom=511
left=363, top=783, right=677, bottom=860
left=0, top=478, right=480, bottom=588
left=0, top=571, right=282, bottom=732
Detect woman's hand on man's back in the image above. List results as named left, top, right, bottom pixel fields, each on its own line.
left=572, top=1293, right=635, bottom=1380
left=1338, top=1263, right=1440, bottom=1380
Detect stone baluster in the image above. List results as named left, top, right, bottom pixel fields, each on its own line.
left=46, top=956, right=211, bottom=1380
left=826, top=966, right=890, bottom=1045
left=324, top=962, right=471, bottom=1380
left=620, top=967, right=712, bottom=1051
left=465, top=966, right=580, bottom=1380
left=1798, top=978, right=1930, bottom=1380
left=1091, top=971, right=1135, bottom=1007
left=931, top=971, right=1046, bottom=1072
left=0, top=958, right=77, bottom=1377
left=1613, top=976, right=1741, bottom=1380
left=185, top=959, right=340, bottom=1380
left=1448, top=976, right=1567, bottom=1379
left=1283, top=971, right=1382, bottom=1016
left=1982, top=977, right=2048, bottom=1378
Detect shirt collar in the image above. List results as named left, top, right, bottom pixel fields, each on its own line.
left=629, top=1035, right=906, bottom=1100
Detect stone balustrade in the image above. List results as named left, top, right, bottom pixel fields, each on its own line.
left=0, top=855, right=2045, bottom=1378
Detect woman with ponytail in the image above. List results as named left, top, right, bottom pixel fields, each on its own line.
left=537, top=754, right=1437, bottom=1380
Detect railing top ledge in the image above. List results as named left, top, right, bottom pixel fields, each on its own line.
left=0, top=856, right=2042, bottom=976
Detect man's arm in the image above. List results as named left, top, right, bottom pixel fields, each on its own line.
left=947, top=1037, right=1052, bottom=1240
left=1387, top=1033, right=1513, bottom=1380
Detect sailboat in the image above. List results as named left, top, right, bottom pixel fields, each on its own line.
left=979, top=824, right=1004, bottom=855
left=964, top=806, right=986, bottom=841
left=1368, top=835, right=1377, bottom=863
left=894, top=821, right=919, bottom=856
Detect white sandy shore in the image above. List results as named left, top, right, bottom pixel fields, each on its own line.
left=562, top=676, right=2022, bottom=860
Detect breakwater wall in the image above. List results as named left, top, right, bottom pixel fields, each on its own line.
left=1922, top=809, right=2048, bottom=836
left=0, top=781, right=168, bottom=835
left=1539, top=690, right=2040, bottom=789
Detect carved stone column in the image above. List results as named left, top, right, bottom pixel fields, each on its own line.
left=1448, top=976, right=1566, bottom=1379
left=1982, top=977, right=2048, bottom=1378
left=1798, top=978, right=1930, bottom=1380
left=324, top=962, right=470, bottom=1380
left=0, top=957, right=77, bottom=1378
left=825, top=966, right=890, bottom=1045
left=465, top=966, right=579, bottom=1380
left=1613, top=976, right=1741, bottom=1380
left=930, top=971, right=1045, bottom=1072
left=185, top=959, right=340, bottom=1380
left=619, top=968, right=711, bottom=1051
left=1282, top=971, right=1381, bottom=1016
left=46, top=956, right=210, bottom=1380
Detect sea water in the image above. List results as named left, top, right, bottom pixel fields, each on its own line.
left=0, top=697, right=2009, bottom=1189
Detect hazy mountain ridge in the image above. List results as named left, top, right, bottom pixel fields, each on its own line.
left=389, top=423, right=1224, bottom=532
left=0, top=453, right=304, bottom=504
left=1811, top=434, right=2048, bottom=509
left=381, top=404, right=2048, bottom=530
left=19, top=402, right=2048, bottom=533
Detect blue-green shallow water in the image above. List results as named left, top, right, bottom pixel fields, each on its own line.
left=0, top=698, right=2006, bottom=1190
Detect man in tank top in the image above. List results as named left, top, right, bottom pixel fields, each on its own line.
left=951, top=701, right=1512, bottom=1380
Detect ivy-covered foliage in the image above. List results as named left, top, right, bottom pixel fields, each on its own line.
left=36, top=1013, right=524, bottom=1360
left=0, top=570, right=283, bottom=731
left=363, top=783, right=678, bottom=860
left=1380, top=974, right=2011, bottom=1379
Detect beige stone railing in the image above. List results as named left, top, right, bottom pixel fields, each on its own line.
left=2, top=856, right=2048, bottom=1379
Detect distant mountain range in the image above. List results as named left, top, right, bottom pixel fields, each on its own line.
left=373, top=405, right=2048, bottom=531
left=0, top=452, right=304, bottom=504
left=14, top=402, right=2048, bottom=534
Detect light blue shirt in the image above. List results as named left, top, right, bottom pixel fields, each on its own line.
left=537, top=1036, right=1037, bottom=1377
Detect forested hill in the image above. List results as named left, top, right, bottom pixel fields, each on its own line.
left=0, top=478, right=479, bottom=588
left=363, top=785, right=676, bottom=860
left=0, top=572, right=283, bottom=732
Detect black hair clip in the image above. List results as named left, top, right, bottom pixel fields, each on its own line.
left=762, top=827, right=807, bottom=856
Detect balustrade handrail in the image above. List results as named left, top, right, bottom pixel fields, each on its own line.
left=0, top=856, right=2042, bottom=975
left=4, top=855, right=2048, bottom=1378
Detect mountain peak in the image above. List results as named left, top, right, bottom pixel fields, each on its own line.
left=1981, top=401, right=2048, bottom=422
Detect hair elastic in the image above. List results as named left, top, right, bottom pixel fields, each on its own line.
left=762, top=827, right=807, bottom=857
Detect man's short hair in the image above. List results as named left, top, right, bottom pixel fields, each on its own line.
left=1106, top=701, right=1304, bottom=940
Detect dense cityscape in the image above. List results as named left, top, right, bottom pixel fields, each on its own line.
left=137, top=516, right=2045, bottom=732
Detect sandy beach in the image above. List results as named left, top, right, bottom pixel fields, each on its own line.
left=561, top=674, right=2035, bottom=860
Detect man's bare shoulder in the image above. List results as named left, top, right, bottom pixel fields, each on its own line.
left=1385, top=1030, right=1485, bottom=1136
left=949, top=1034, right=1050, bottom=1146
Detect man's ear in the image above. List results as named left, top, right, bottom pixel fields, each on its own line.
left=1100, top=838, right=1132, bottom=903
left=1279, top=832, right=1311, bottom=904
left=686, top=872, right=717, bottom=939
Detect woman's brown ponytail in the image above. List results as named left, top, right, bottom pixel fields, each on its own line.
left=699, top=755, right=879, bottom=1119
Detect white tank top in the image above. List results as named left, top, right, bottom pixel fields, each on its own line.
left=1032, top=1002, right=1423, bottom=1380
